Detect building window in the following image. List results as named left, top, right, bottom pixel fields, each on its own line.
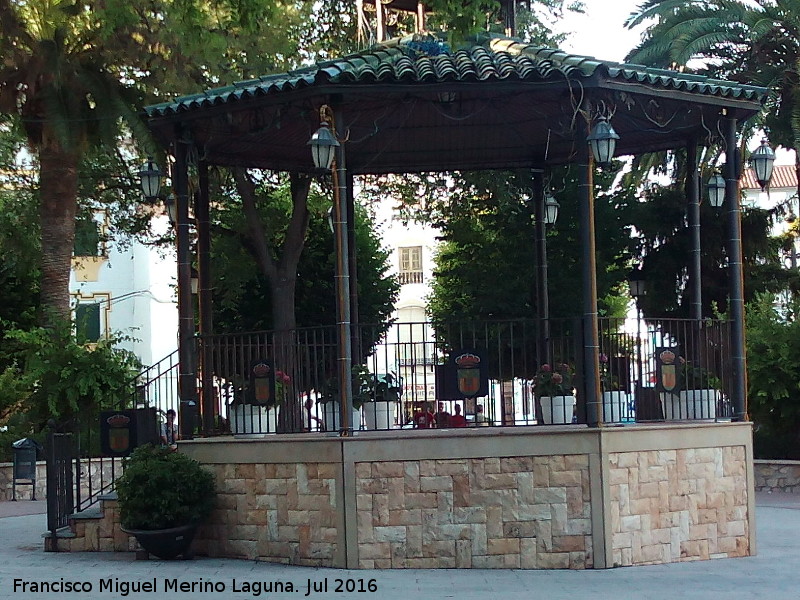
left=399, top=246, right=423, bottom=285
left=75, top=303, right=102, bottom=343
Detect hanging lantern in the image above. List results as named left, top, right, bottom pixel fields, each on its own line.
left=308, top=122, right=340, bottom=171
left=749, top=138, right=776, bottom=191
left=138, top=157, right=162, bottom=201
left=707, top=173, right=725, bottom=208
left=544, top=192, right=560, bottom=225
left=587, top=117, right=620, bottom=165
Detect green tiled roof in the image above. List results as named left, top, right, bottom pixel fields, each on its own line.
left=145, top=33, right=767, bottom=118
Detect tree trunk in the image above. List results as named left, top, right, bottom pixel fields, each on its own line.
left=38, top=144, right=79, bottom=327
left=272, top=271, right=301, bottom=432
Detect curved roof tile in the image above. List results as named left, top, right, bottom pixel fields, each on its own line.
left=145, top=32, right=767, bottom=118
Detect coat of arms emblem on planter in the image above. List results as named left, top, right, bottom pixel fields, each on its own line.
left=656, top=348, right=681, bottom=393
left=252, top=361, right=272, bottom=404
left=456, top=353, right=481, bottom=396
left=106, top=413, right=131, bottom=453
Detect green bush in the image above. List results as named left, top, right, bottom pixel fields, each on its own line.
left=114, top=445, right=216, bottom=530
left=746, top=295, right=800, bottom=458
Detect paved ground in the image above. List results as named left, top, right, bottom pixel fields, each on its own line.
left=0, top=492, right=798, bottom=599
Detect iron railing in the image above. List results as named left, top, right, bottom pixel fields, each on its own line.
left=45, top=430, right=74, bottom=547
left=196, top=316, right=733, bottom=435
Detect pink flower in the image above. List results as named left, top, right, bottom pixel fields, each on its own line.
left=599, top=353, right=608, bottom=364
left=552, top=373, right=563, bottom=384
left=540, top=364, right=552, bottom=372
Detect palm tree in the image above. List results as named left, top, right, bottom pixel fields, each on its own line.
left=0, top=0, right=144, bottom=326
left=626, top=0, right=800, bottom=208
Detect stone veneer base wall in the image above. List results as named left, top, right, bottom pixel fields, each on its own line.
left=354, top=456, right=592, bottom=569
left=754, top=460, right=800, bottom=493
left=609, top=447, right=748, bottom=566
left=0, top=457, right=122, bottom=501
left=177, top=422, right=755, bottom=570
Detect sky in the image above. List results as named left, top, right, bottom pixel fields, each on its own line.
left=554, top=0, right=645, bottom=62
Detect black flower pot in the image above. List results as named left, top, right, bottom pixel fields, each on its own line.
left=121, top=523, right=198, bottom=559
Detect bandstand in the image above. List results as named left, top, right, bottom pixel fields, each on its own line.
left=139, top=32, right=767, bottom=568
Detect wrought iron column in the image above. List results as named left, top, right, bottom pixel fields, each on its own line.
left=197, top=161, right=214, bottom=434
left=724, top=117, right=747, bottom=420
left=346, top=171, right=359, bottom=327
left=578, top=124, right=602, bottom=427
left=174, top=132, right=198, bottom=439
left=532, top=171, right=550, bottom=365
left=687, top=140, right=703, bottom=321
left=332, top=110, right=354, bottom=434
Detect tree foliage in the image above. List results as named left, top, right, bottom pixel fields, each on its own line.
left=624, top=0, right=800, bottom=314
left=426, top=166, right=636, bottom=326
left=210, top=172, right=398, bottom=333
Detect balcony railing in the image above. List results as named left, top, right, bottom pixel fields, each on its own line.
left=184, top=316, right=733, bottom=435
left=398, top=271, right=424, bottom=285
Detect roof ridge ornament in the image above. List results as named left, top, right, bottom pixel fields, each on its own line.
left=401, top=33, right=451, bottom=57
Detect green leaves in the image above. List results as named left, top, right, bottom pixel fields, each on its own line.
left=746, top=293, right=800, bottom=443
left=3, top=320, right=140, bottom=424
left=115, top=445, right=216, bottom=530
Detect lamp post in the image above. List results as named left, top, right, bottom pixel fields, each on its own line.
left=308, top=105, right=353, bottom=435
left=534, top=182, right=558, bottom=384
left=628, top=268, right=646, bottom=399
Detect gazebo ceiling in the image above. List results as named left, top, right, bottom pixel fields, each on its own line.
left=144, top=33, right=767, bottom=175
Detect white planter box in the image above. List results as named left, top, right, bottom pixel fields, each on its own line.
left=660, top=389, right=719, bottom=420
left=231, top=404, right=279, bottom=434
left=322, top=403, right=362, bottom=432
left=602, top=391, right=629, bottom=423
left=362, top=401, right=398, bottom=430
left=539, top=395, right=576, bottom=424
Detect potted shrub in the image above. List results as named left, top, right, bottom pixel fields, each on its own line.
left=230, top=369, right=289, bottom=434
left=362, top=372, right=403, bottom=430
left=115, top=445, right=216, bottom=559
left=534, top=362, right=576, bottom=424
left=660, top=355, right=721, bottom=420
left=679, top=360, right=721, bottom=419
left=600, top=353, right=627, bottom=423
left=318, top=365, right=369, bottom=431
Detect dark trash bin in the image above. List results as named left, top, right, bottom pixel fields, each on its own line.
left=12, top=438, right=42, bottom=500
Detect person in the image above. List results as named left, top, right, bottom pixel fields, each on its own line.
left=434, top=401, right=451, bottom=428
left=449, top=404, right=467, bottom=427
left=160, top=409, right=178, bottom=447
left=414, top=404, right=436, bottom=428
left=474, top=404, right=490, bottom=426
left=303, top=397, right=323, bottom=432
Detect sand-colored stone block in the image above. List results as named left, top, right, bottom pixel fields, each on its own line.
left=372, top=461, right=404, bottom=478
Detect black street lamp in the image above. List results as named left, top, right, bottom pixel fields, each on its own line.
left=138, top=157, right=162, bottom=202
left=749, top=138, right=776, bottom=191
left=707, top=172, right=725, bottom=208
left=308, top=122, right=340, bottom=171
left=308, top=106, right=353, bottom=435
left=544, top=192, right=560, bottom=225
left=587, top=117, right=620, bottom=166
left=163, top=194, right=178, bottom=225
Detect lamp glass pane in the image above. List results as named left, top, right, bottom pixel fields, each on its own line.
left=707, top=175, right=725, bottom=207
